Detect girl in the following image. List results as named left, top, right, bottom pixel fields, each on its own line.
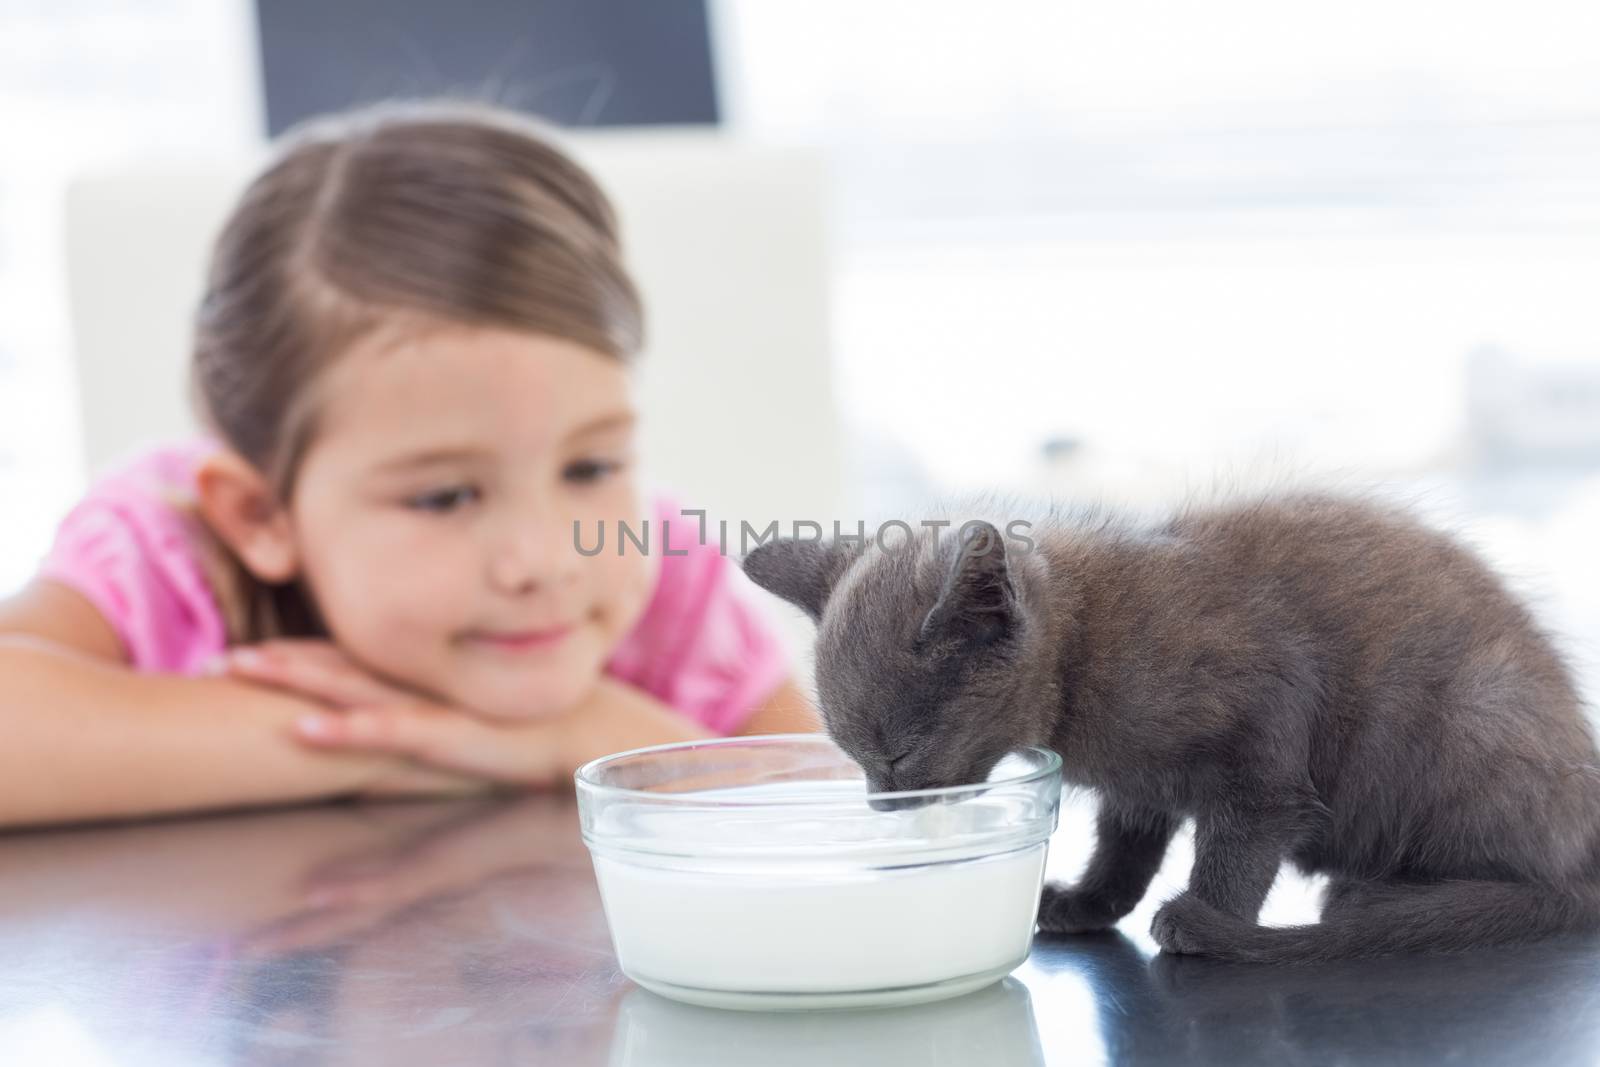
left=0, top=100, right=817, bottom=828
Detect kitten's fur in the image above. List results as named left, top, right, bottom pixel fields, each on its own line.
left=741, top=493, right=1600, bottom=963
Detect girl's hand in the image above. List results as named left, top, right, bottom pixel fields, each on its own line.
left=217, top=640, right=708, bottom=786
left=219, top=639, right=567, bottom=786
left=295, top=699, right=574, bottom=787
left=211, top=639, right=429, bottom=710
left=213, top=640, right=493, bottom=799
left=360, top=760, right=497, bottom=800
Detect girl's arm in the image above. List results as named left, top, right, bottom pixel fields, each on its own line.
left=0, top=579, right=482, bottom=830
left=280, top=672, right=727, bottom=782
left=736, top=677, right=821, bottom=736
left=221, top=640, right=821, bottom=783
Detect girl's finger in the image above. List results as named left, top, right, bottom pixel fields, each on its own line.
left=224, top=650, right=363, bottom=706
left=294, top=707, right=445, bottom=758
left=224, top=646, right=414, bottom=708
left=292, top=707, right=543, bottom=785
left=235, top=639, right=349, bottom=675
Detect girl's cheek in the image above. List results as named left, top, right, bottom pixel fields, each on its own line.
left=598, top=467, right=645, bottom=514
left=605, top=536, right=659, bottom=632
left=351, top=515, right=476, bottom=612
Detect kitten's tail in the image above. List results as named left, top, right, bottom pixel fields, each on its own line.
left=1157, top=879, right=1600, bottom=964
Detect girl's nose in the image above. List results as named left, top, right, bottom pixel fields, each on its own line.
left=485, top=520, right=577, bottom=595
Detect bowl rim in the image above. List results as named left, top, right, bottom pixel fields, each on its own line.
left=573, top=732, right=1062, bottom=808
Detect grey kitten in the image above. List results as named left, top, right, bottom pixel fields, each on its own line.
left=740, top=493, right=1600, bottom=963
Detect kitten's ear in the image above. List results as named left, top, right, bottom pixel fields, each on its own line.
left=920, top=521, right=1017, bottom=648
left=740, top=538, right=854, bottom=623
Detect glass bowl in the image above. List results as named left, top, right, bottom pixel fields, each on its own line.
left=574, top=733, right=1062, bottom=1011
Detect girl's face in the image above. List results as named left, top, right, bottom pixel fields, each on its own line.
left=285, top=322, right=657, bottom=720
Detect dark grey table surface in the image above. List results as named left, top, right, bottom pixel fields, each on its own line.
left=3, top=792, right=1599, bottom=1066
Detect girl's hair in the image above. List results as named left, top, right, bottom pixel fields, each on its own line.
left=187, top=99, right=644, bottom=644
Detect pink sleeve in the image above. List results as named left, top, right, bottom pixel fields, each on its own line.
left=35, top=442, right=230, bottom=675
left=603, top=496, right=794, bottom=735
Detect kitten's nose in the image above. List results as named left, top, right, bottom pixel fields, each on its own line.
left=868, top=794, right=935, bottom=812
left=864, top=775, right=899, bottom=812
left=866, top=774, right=937, bottom=812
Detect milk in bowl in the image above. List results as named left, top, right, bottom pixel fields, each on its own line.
left=575, top=734, right=1063, bottom=1010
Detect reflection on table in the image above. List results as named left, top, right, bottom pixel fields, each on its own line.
left=3, top=793, right=1600, bottom=1065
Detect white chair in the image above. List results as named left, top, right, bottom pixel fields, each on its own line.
left=61, top=129, right=841, bottom=671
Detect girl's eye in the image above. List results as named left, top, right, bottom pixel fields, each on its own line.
left=404, top=485, right=482, bottom=513
left=564, top=459, right=622, bottom=485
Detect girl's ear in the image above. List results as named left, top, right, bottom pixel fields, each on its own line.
left=740, top=537, right=856, bottom=623
left=194, top=449, right=300, bottom=583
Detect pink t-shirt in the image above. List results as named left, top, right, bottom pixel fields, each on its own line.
left=36, top=437, right=791, bottom=735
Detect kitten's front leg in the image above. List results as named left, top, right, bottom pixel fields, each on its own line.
left=1150, top=803, right=1296, bottom=955
left=1038, top=803, right=1177, bottom=934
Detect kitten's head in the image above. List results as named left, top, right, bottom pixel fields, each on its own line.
left=742, top=521, right=1049, bottom=806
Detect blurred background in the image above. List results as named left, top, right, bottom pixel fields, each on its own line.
left=1, top=0, right=1597, bottom=703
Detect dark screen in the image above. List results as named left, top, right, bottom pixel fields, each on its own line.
left=255, top=0, right=720, bottom=134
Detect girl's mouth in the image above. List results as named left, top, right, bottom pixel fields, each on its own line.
left=465, top=625, right=575, bottom=652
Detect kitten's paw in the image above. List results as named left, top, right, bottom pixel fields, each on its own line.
left=1149, top=894, right=1223, bottom=956
left=1037, top=884, right=1124, bottom=935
